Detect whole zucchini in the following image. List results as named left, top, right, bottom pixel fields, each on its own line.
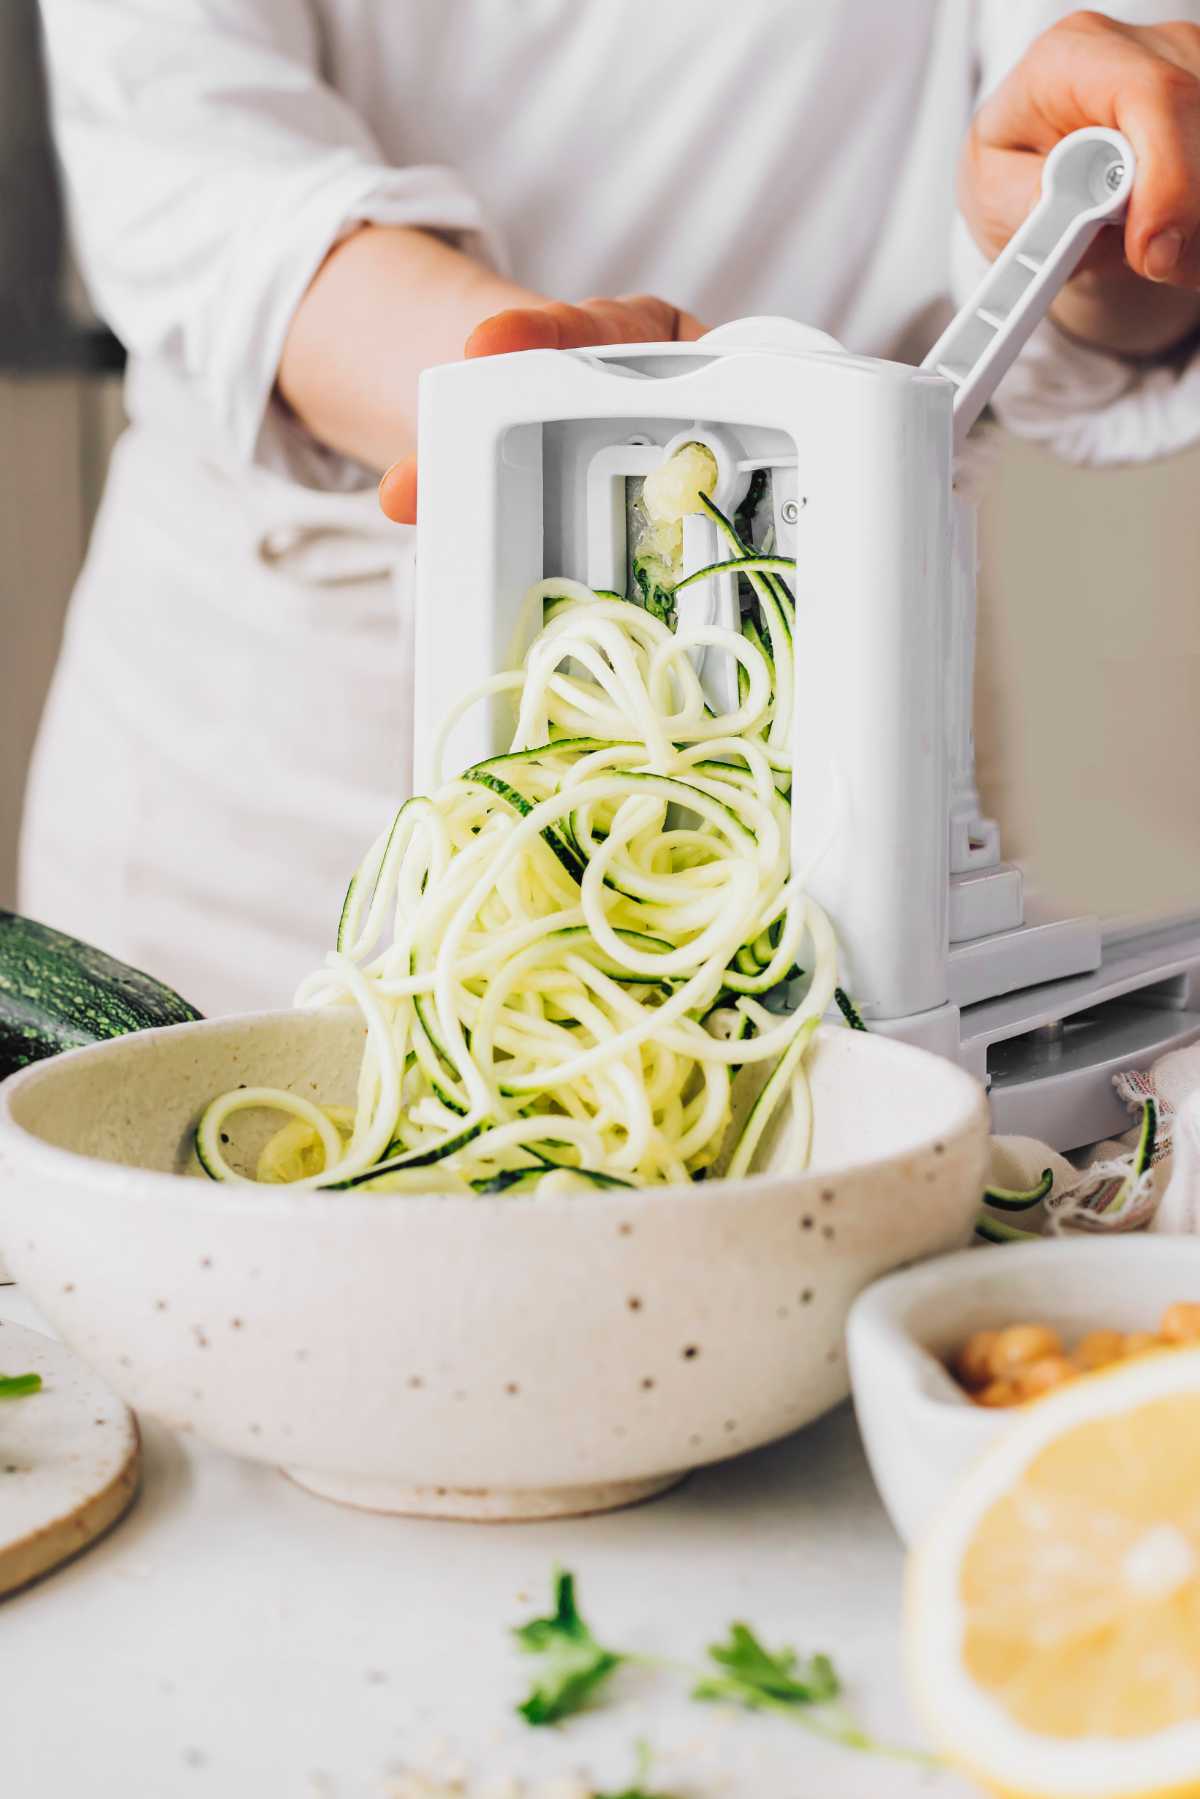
left=0, top=910, right=202, bottom=1079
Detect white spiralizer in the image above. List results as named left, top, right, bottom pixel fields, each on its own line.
left=412, top=128, right=1200, bottom=1153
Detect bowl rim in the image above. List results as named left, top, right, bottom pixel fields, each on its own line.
left=852, top=1234, right=1200, bottom=1328
left=0, top=1009, right=989, bottom=1217
left=847, top=1235, right=1200, bottom=1410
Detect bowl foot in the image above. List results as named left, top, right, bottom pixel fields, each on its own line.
left=281, top=1466, right=686, bottom=1520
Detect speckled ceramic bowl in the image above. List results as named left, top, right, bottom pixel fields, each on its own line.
left=0, top=1011, right=988, bottom=1518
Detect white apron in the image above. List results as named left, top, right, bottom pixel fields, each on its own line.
left=19, top=426, right=412, bottom=1016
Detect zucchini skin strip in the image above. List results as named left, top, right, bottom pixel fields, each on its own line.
left=976, top=1214, right=1041, bottom=1245
left=1099, top=1098, right=1158, bottom=1217
left=982, top=1168, right=1054, bottom=1212
left=834, top=988, right=868, bottom=1032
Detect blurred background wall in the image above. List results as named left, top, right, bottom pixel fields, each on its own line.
left=979, top=437, right=1200, bottom=926
left=1, top=11, right=1196, bottom=930
left=0, top=2, right=124, bottom=913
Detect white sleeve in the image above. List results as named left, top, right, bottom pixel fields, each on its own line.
left=966, top=0, right=1200, bottom=465
left=38, top=0, right=500, bottom=470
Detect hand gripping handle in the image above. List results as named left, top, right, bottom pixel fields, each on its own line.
left=922, top=127, right=1135, bottom=453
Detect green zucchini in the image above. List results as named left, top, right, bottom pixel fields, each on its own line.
left=673, top=555, right=797, bottom=592
left=470, top=1168, right=549, bottom=1195
left=1132, top=1096, right=1159, bottom=1177
left=712, top=1018, right=817, bottom=1180
left=1099, top=1097, right=1158, bottom=1218
left=982, top=1168, right=1053, bottom=1212
left=465, top=770, right=587, bottom=884
left=326, top=1119, right=487, bottom=1189
left=0, top=909, right=201, bottom=1079
left=975, top=1214, right=1040, bottom=1245
left=470, top=738, right=624, bottom=768
left=544, top=924, right=675, bottom=983
left=471, top=1164, right=634, bottom=1195
left=834, top=988, right=868, bottom=1032
left=632, top=551, right=678, bottom=630
left=411, top=988, right=462, bottom=1080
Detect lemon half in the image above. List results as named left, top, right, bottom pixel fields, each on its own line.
left=906, top=1347, right=1200, bottom=1799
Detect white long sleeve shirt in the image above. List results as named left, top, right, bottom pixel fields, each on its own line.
left=22, top=0, right=1200, bottom=1013
left=38, top=0, right=1200, bottom=489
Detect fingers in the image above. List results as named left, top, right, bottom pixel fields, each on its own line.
left=379, top=455, right=418, bottom=525
left=959, top=141, right=1127, bottom=277
left=383, top=297, right=705, bottom=525
left=674, top=308, right=708, bottom=341
left=464, top=307, right=562, bottom=358
left=574, top=294, right=688, bottom=343
left=1106, top=24, right=1200, bottom=282
left=958, top=138, right=1045, bottom=265
left=967, top=11, right=1200, bottom=285
left=1121, top=37, right=1200, bottom=281
left=464, top=295, right=703, bottom=359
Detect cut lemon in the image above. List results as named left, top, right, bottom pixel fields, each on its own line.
left=906, top=1346, right=1200, bottom=1799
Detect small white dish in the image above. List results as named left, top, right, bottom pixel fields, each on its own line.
left=847, top=1235, right=1200, bottom=1545
left=0, top=1010, right=987, bottom=1520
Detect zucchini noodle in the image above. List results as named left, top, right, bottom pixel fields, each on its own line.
left=196, top=448, right=840, bottom=1194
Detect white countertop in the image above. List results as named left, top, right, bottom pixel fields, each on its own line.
left=1, top=1283, right=973, bottom=1799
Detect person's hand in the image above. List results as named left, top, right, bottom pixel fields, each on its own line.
left=378, top=295, right=705, bottom=523
left=960, top=11, right=1200, bottom=357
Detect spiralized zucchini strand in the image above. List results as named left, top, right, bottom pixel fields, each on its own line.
left=196, top=451, right=840, bottom=1192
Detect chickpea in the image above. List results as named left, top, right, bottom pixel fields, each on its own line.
left=989, top=1323, right=1064, bottom=1376
left=974, top=1378, right=1021, bottom=1408
left=1074, top=1329, right=1126, bottom=1372
left=953, top=1329, right=1001, bottom=1390
left=1014, top=1354, right=1077, bottom=1399
left=949, top=1305, right=1200, bottom=1406
left=1160, top=1302, right=1200, bottom=1344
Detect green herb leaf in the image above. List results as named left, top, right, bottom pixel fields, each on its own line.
left=593, top=1738, right=677, bottom=1799
left=693, top=1622, right=840, bottom=1711
left=0, top=1371, right=42, bottom=1399
left=691, top=1622, right=936, bottom=1762
left=594, top=1780, right=677, bottom=1798
left=514, top=1568, right=625, bottom=1726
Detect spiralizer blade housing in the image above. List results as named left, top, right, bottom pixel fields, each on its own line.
left=412, top=128, right=1200, bottom=1152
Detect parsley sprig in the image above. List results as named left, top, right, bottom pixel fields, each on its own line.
left=513, top=1568, right=626, bottom=1725
left=512, top=1568, right=925, bottom=1764
left=694, top=1621, right=840, bottom=1709
left=593, top=1740, right=677, bottom=1799
left=693, top=1622, right=873, bottom=1749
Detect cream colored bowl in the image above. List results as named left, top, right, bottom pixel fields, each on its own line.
left=0, top=1011, right=988, bottom=1518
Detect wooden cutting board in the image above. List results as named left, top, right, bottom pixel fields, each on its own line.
left=0, top=1321, right=140, bottom=1598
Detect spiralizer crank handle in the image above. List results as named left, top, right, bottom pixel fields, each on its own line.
left=923, top=127, right=1135, bottom=453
